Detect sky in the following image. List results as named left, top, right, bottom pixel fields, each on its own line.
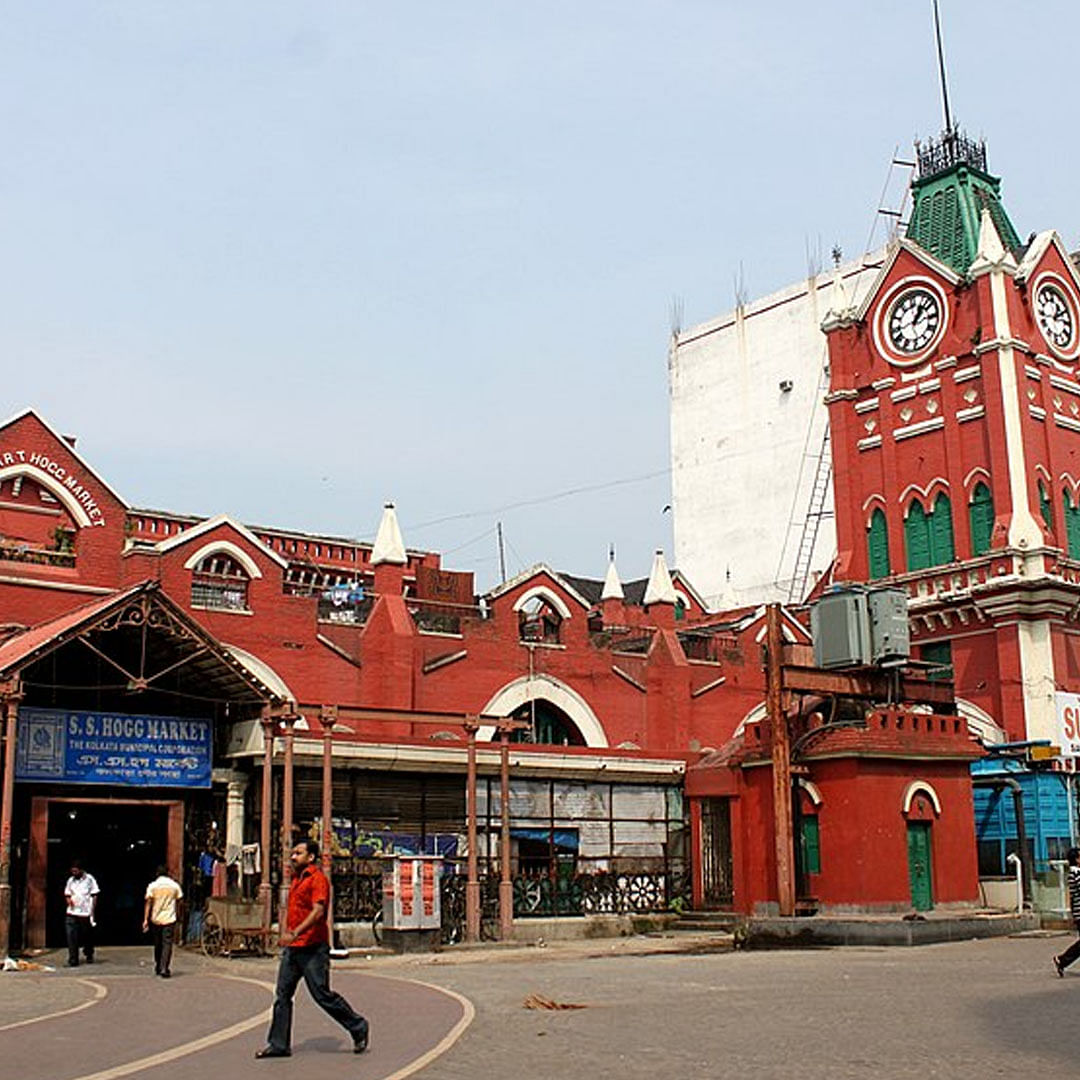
left=3, top=2, right=1078, bottom=592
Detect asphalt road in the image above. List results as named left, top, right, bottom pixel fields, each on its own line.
left=2, top=933, right=1078, bottom=1079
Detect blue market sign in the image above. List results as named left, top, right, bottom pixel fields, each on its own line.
left=15, top=708, right=212, bottom=788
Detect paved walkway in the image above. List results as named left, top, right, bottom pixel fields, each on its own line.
left=0, top=948, right=472, bottom=1080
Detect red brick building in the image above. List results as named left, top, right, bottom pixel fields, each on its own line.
left=822, top=128, right=1080, bottom=881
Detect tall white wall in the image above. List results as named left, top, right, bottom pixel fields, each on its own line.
left=669, top=256, right=881, bottom=609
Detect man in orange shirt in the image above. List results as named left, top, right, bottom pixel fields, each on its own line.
left=255, top=839, right=369, bottom=1059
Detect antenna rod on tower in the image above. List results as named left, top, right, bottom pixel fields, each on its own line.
left=497, top=521, right=507, bottom=584
left=933, top=0, right=954, bottom=135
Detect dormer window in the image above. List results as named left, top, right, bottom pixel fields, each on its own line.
left=191, top=551, right=250, bottom=611
left=518, top=595, right=563, bottom=644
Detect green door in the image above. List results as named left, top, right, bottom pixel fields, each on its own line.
left=907, top=822, right=933, bottom=911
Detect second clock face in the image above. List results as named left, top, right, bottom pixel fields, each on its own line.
left=887, top=288, right=942, bottom=355
left=1036, top=281, right=1075, bottom=352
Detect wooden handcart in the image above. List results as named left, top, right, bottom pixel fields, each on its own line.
left=201, top=896, right=270, bottom=957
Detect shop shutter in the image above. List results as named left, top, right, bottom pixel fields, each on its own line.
left=930, top=494, right=955, bottom=565
left=867, top=508, right=890, bottom=579
left=968, top=484, right=994, bottom=555
left=905, top=502, right=931, bottom=571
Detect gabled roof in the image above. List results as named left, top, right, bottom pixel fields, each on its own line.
left=1016, top=229, right=1080, bottom=289
left=853, top=238, right=963, bottom=325
left=153, top=513, right=289, bottom=570
left=486, top=564, right=591, bottom=610
left=0, top=408, right=130, bottom=509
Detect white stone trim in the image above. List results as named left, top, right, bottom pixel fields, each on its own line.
left=156, top=513, right=289, bottom=569
left=512, top=585, right=573, bottom=620
left=954, top=365, right=981, bottom=382
left=0, top=464, right=93, bottom=527
left=902, top=780, right=942, bottom=816
left=183, top=539, right=263, bottom=579
left=894, top=416, right=945, bottom=440
left=957, top=698, right=1006, bottom=746
left=957, top=406, right=985, bottom=422
left=478, top=673, right=607, bottom=747
left=854, top=397, right=880, bottom=414
left=797, top=778, right=824, bottom=807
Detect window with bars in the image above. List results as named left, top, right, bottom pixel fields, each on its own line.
left=191, top=551, right=250, bottom=611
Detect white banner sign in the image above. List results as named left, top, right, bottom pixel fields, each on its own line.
left=1054, top=692, right=1080, bottom=758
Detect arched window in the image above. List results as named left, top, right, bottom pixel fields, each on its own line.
left=510, top=700, right=585, bottom=746
left=968, top=483, right=994, bottom=555
left=1064, top=490, right=1080, bottom=559
left=191, top=551, right=250, bottom=611
left=1040, top=481, right=1054, bottom=535
left=905, top=494, right=954, bottom=571
left=867, top=508, right=890, bottom=579
left=518, top=594, right=563, bottom=644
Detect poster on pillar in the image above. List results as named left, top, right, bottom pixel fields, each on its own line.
left=1054, top=693, right=1080, bottom=759
left=15, top=708, right=213, bottom=787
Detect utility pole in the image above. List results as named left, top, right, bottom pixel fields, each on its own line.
left=766, top=604, right=796, bottom=916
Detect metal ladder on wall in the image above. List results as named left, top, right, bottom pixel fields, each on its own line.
left=787, top=420, right=833, bottom=604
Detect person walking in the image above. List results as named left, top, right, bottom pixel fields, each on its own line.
left=143, top=865, right=183, bottom=978
left=255, top=839, right=369, bottom=1059
left=1054, top=847, right=1080, bottom=976
left=63, top=860, right=99, bottom=967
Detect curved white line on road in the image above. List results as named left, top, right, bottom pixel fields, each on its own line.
left=360, top=973, right=475, bottom=1080
left=0, top=978, right=108, bottom=1032
left=65, top=974, right=275, bottom=1080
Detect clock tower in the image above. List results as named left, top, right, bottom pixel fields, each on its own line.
left=823, top=125, right=1080, bottom=761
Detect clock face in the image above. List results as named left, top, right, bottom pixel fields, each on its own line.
left=1036, top=281, right=1075, bottom=352
left=887, top=288, right=941, bottom=355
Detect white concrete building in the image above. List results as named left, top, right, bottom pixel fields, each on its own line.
left=669, top=254, right=882, bottom=609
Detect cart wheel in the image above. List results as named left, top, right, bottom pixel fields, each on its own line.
left=244, top=932, right=266, bottom=957
left=202, top=912, right=224, bottom=957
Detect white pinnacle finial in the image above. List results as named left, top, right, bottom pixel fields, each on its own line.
left=601, top=552, right=624, bottom=601
left=643, top=549, right=676, bottom=606
left=371, top=502, right=407, bottom=566
left=969, top=207, right=1016, bottom=276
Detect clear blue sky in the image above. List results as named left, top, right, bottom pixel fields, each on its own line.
left=2, top=2, right=1076, bottom=591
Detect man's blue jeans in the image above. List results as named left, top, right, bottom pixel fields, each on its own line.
left=266, top=942, right=366, bottom=1052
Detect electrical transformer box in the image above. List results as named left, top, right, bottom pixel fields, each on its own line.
left=811, top=590, right=871, bottom=668
left=381, top=855, right=442, bottom=931
left=867, top=588, right=910, bottom=664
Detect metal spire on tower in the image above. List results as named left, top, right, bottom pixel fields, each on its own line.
left=932, top=0, right=954, bottom=136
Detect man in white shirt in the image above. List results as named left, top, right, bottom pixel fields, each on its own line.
left=143, top=865, right=183, bottom=978
left=63, top=861, right=99, bottom=967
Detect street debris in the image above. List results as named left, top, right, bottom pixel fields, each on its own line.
left=522, top=993, right=587, bottom=1010
left=2, top=957, right=54, bottom=972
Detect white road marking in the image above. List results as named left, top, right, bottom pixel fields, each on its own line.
left=359, top=973, right=475, bottom=1080
left=64, top=974, right=275, bottom=1080
left=19, top=969, right=473, bottom=1080
left=0, top=977, right=107, bottom=1031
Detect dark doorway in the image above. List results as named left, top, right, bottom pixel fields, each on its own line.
left=46, top=803, right=169, bottom=946
left=700, top=798, right=733, bottom=907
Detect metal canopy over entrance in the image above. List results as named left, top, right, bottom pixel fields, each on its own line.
left=0, top=580, right=286, bottom=954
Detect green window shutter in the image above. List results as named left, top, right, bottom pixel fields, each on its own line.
left=968, top=484, right=994, bottom=555
left=1066, top=492, right=1080, bottom=558
left=867, top=509, right=890, bottom=579
left=1040, top=483, right=1054, bottom=535
left=906, top=502, right=931, bottom=571
left=930, top=494, right=955, bottom=565
left=801, top=816, right=821, bottom=875
left=921, top=640, right=953, bottom=682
